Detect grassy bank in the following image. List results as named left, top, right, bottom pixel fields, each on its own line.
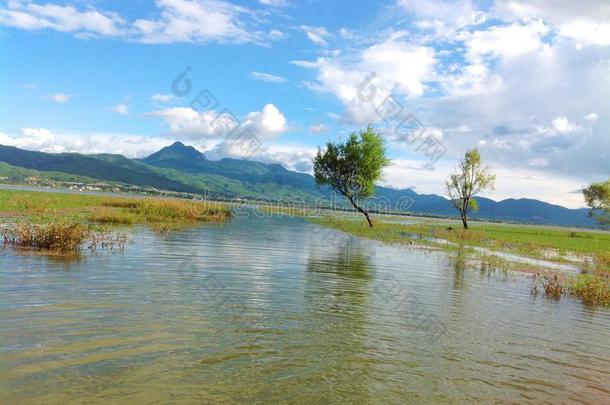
left=310, top=216, right=610, bottom=306
left=0, top=190, right=232, bottom=251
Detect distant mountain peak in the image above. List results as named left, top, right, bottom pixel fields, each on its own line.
left=144, top=141, right=206, bottom=163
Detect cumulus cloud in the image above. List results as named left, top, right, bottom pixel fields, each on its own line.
left=494, top=0, right=610, bottom=46
left=292, top=32, right=436, bottom=123
left=464, top=21, right=549, bottom=62
left=147, top=103, right=288, bottom=141
left=250, top=71, right=287, bottom=83
left=551, top=116, right=579, bottom=133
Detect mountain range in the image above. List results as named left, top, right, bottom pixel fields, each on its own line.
left=0, top=142, right=596, bottom=228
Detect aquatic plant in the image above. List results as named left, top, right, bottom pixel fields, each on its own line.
left=2, top=220, right=89, bottom=252
left=1, top=220, right=128, bottom=254
left=530, top=274, right=561, bottom=299
left=566, top=274, right=610, bottom=306
left=531, top=273, right=610, bottom=306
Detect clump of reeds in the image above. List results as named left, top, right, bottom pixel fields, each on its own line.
left=1, top=220, right=128, bottom=254
left=566, top=274, right=610, bottom=306
left=543, top=275, right=563, bottom=299
left=531, top=274, right=563, bottom=299
left=2, top=220, right=89, bottom=252
left=531, top=273, right=610, bottom=306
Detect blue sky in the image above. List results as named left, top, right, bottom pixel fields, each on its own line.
left=1, top=0, right=609, bottom=207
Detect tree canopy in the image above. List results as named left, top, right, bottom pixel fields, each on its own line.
left=446, top=149, right=495, bottom=229
left=583, top=179, right=610, bottom=229
left=313, top=126, right=390, bottom=227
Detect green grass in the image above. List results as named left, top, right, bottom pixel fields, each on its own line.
left=0, top=189, right=232, bottom=231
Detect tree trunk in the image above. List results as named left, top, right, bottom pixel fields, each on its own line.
left=461, top=212, right=468, bottom=229
left=349, top=196, right=373, bottom=227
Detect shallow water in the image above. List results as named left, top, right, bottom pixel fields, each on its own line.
left=1, top=215, right=609, bottom=404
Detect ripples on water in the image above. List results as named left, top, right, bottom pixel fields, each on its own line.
left=1, top=215, right=609, bottom=404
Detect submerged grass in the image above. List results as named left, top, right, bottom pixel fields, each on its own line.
left=311, top=215, right=610, bottom=306
left=310, top=216, right=610, bottom=273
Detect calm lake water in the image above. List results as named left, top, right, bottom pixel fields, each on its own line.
left=1, top=215, right=609, bottom=404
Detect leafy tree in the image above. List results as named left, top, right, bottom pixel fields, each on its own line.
left=446, top=149, right=496, bottom=229
left=313, top=126, right=390, bottom=227
left=583, top=179, right=610, bottom=229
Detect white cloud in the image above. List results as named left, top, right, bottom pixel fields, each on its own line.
left=300, top=25, right=331, bottom=46
left=259, top=0, right=289, bottom=6
left=250, top=71, right=287, bottom=83
left=398, top=0, right=486, bottom=31
left=464, top=21, right=549, bottom=62
left=150, top=93, right=175, bottom=103
left=551, top=116, right=579, bottom=133
left=309, top=123, right=329, bottom=134
left=0, top=128, right=172, bottom=158
left=292, top=33, right=436, bottom=123
left=45, top=93, right=73, bottom=103
left=0, top=0, right=272, bottom=45
left=338, top=28, right=355, bottom=39
left=147, top=103, right=287, bottom=141
left=584, top=112, right=598, bottom=122
left=133, top=0, right=261, bottom=45
left=241, top=104, right=288, bottom=138
left=0, top=1, right=123, bottom=36
left=146, top=107, right=220, bottom=138
left=111, top=104, right=129, bottom=115
left=268, top=29, right=285, bottom=40
left=494, top=0, right=610, bottom=46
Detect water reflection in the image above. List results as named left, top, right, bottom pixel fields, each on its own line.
left=302, top=238, right=376, bottom=403
left=451, top=249, right=466, bottom=291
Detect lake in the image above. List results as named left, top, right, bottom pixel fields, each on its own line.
left=1, top=214, right=609, bottom=404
